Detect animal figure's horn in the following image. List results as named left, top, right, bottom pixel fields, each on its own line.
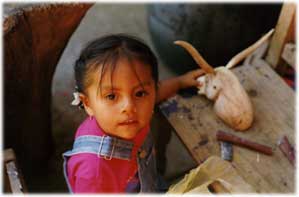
left=226, top=29, right=275, bottom=69
left=174, top=40, right=215, bottom=74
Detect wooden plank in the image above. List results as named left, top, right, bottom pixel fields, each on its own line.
left=159, top=61, right=294, bottom=193
left=3, top=148, right=28, bottom=193
left=265, top=3, right=296, bottom=68
left=4, top=148, right=16, bottom=163
left=6, top=161, right=23, bottom=193
left=4, top=3, right=92, bottom=177
left=281, top=43, right=296, bottom=68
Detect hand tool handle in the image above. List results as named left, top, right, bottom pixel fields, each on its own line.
left=216, top=130, right=273, bottom=155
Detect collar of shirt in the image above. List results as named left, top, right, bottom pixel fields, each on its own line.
left=75, top=117, right=149, bottom=154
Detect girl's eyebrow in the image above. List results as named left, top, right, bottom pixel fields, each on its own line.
left=101, top=81, right=152, bottom=91
left=133, top=81, right=152, bottom=90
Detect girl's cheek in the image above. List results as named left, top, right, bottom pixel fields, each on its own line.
left=140, top=98, right=155, bottom=113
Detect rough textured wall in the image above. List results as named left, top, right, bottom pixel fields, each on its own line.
left=4, top=3, right=92, bottom=180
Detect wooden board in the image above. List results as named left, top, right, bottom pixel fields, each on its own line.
left=265, top=3, right=296, bottom=68
left=159, top=61, right=295, bottom=193
left=4, top=4, right=92, bottom=177
left=281, top=43, right=296, bottom=68
left=3, top=149, right=28, bottom=193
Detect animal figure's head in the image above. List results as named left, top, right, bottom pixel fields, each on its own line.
left=174, top=29, right=274, bottom=131
left=197, top=72, right=222, bottom=100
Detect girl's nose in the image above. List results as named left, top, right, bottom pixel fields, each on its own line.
left=121, top=97, right=137, bottom=114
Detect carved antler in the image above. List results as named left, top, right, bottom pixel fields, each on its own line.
left=174, top=41, right=215, bottom=74
left=225, top=29, right=274, bottom=69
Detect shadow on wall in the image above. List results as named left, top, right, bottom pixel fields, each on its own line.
left=148, top=3, right=282, bottom=75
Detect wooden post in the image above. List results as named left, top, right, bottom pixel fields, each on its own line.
left=3, top=149, right=28, bottom=193
left=4, top=3, right=92, bottom=178
left=265, top=2, right=296, bottom=69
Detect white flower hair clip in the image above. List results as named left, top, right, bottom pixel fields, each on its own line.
left=71, top=92, right=81, bottom=106
left=71, top=86, right=83, bottom=109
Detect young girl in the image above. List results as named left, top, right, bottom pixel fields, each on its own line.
left=63, top=34, right=204, bottom=193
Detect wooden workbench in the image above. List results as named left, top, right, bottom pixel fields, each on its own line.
left=159, top=59, right=295, bottom=193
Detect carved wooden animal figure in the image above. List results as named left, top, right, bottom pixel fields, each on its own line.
left=174, top=29, right=274, bottom=131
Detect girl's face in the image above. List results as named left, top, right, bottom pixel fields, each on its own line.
left=81, top=59, right=156, bottom=140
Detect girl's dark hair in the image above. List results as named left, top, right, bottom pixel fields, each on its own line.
left=74, top=34, right=159, bottom=94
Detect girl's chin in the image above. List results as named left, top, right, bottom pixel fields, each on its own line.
left=114, top=124, right=140, bottom=136
left=102, top=128, right=140, bottom=140
left=118, top=131, right=139, bottom=140
left=115, top=129, right=141, bottom=140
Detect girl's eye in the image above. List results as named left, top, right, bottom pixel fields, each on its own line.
left=105, top=93, right=116, bottom=100
left=135, top=90, right=148, bottom=97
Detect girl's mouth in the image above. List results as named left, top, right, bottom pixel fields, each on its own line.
left=118, top=119, right=138, bottom=126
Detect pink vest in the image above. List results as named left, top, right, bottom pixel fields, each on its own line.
left=65, top=117, right=150, bottom=193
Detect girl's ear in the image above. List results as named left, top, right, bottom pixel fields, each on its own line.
left=79, top=93, right=94, bottom=116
